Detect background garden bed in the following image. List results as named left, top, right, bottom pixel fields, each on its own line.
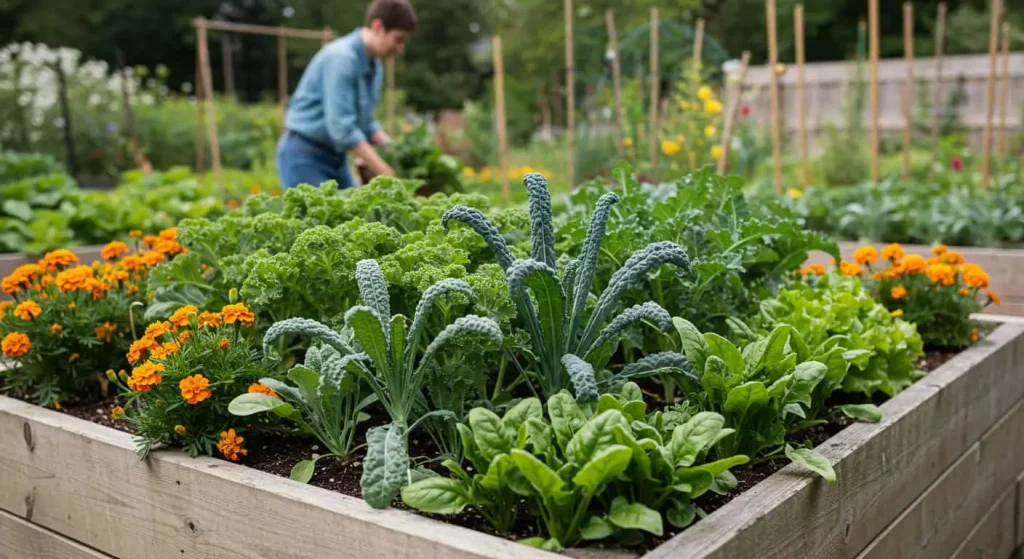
left=0, top=245, right=104, bottom=290
left=2, top=321, right=1023, bottom=559
left=807, top=242, right=1024, bottom=316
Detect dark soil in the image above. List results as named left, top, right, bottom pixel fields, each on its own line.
left=2, top=341, right=977, bottom=553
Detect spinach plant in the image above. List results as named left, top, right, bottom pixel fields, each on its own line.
left=262, top=259, right=503, bottom=508
left=442, top=172, right=691, bottom=401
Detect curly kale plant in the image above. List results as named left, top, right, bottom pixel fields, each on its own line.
left=442, top=172, right=692, bottom=401
left=262, top=259, right=503, bottom=509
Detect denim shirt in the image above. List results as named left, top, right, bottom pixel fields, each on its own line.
left=284, top=28, right=383, bottom=154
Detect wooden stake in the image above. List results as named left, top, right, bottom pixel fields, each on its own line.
left=277, top=31, right=288, bottom=114
left=538, top=83, right=553, bottom=142
left=693, top=18, right=705, bottom=64
left=195, top=18, right=222, bottom=186
left=997, top=22, right=1011, bottom=157
left=767, top=0, right=782, bottom=194
left=717, top=51, right=751, bottom=175
left=868, top=0, right=880, bottom=182
left=649, top=7, right=660, bottom=172
left=981, top=0, right=1001, bottom=190
left=386, top=58, right=396, bottom=135
left=932, top=3, right=946, bottom=159
left=902, top=2, right=914, bottom=179
left=221, top=35, right=235, bottom=99
left=565, top=0, right=576, bottom=188
left=194, top=45, right=205, bottom=174
left=794, top=4, right=808, bottom=185
left=492, top=36, right=510, bottom=199
left=322, top=26, right=333, bottom=45
left=606, top=10, right=625, bottom=158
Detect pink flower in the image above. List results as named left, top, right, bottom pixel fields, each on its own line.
left=951, top=158, right=963, bottom=172
left=741, top=105, right=751, bottom=117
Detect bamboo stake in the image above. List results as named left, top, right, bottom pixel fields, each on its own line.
left=195, top=18, right=222, bottom=186
left=277, top=31, right=288, bottom=116
left=932, top=3, right=946, bottom=159
left=194, top=44, right=205, bottom=174
left=981, top=0, right=1001, bottom=190
left=606, top=10, right=625, bottom=157
left=997, top=22, right=1011, bottom=157
left=902, top=2, right=914, bottom=179
left=794, top=4, right=808, bottom=185
left=767, top=0, right=782, bottom=194
left=649, top=7, right=660, bottom=172
left=693, top=18, right=705, bottom=65
left=492, top=36, right=510, bottom=200
left=221, top=35, right=235, bottom=99
left=201, top=20, right=328, bottom=40
left=539, top=83, right=553, bottom=142
left=868, top=0, right=880, bottom=182
left=386, top=58, right=396, bottom=135
left=565, top=0, right=576, bottom=188
left=322, top=26, right=333, bottom=45
left=717, top=51, right=751, bottom=175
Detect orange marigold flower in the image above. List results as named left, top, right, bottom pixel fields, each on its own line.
left=142, top=234, right=159, bottom=248
left=153, top=238, right=187, bottom=256
left=50, top=323, right=63, bottom=335
left=931, top=244, right=948, bottom=256
left=140, top=251, right=167, bottom=266
left=216, top=429, right=248, bottom=461
left=169, top=305, right=199, bottom=329
left=144, top=321, right=173, bottom=339
left=962, top=265, right=990, bottom=289
left=871, top=271, right=885, bottom=281
left=881, top=243, right=904, bottom=261
left=111, top=406, right=125, bottom=420
left=70, top=353, right=80, bottom=362
left=248, top=382, right=279, bottom=399
left=959, top=287, right=971, bottom=296
left=853, top=246, right=879, bottom=265
left=900, top=254, right=927, bottom=274
left=55, top=265, right=95, bottom=293
left=127, top=284, right=140, bottom=296
left=839, top=261, right=863, bottom=277
left=40, top=249, right=79, bottom=272
left=925, top=263, right=956, bottom=287
left=227, top=199, right=240, bottom=209
left=942, top=251, right=965, bottom=265
left=105, top=269, right=129, bottom=283
left=95, top=321, right=118, bottom=343
left=127, top=361, right=164, bottom=392
left=101, top=241, right=130, bottom=261
left=174, top=424, right=186, bottom=435
left=197, top=311, right=222, bottom=328
left=221, top=303, right=255, bottom=326
left=121, top=255, right=144, bottom=272
left=13, top=300, right=42, bottom=320
left=2, top=263, right=41, bottom=294
left=968, top=328, right=979, bottom=343
left=129, top=230, right=142, bottom=239
left=987, top=290, right=1001, bottom=305
left=179, top=374, right=211, bottom=404
left=150, top=340, right=181, bottom=360
left=891, top=285, right=908, bottom=300
left=159, top=227, right=178, bottom=241
left=178, top=330, right=192, bottom=344
left=891, top=309, right=904, bottom=318
left=68, top=302, right=77, bottom=310
left=218, top=338, right=231, bottom=349
left=127, top=335, right=158, bottom=364
left=2, top=332, right=31, bottom=358
left=800, top=263, right=826, bottom=276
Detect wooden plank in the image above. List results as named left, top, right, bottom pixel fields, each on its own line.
left=606, top=10, right=625, bottom=158
left=997, top=23, right=1011, bottom=156
left=980, top=0, right=1001, bottom=190
left=857, top=397, right=1024, bottom=559
left=868, top=0, right=880, bottom=181
left=492, top=36, right=510, bottom=199
left=932, top=3, right=946, bottom=158
left=1017, top=472, right=1024, bottom=549
left=766, top=0, right=782, bottom=194
left=648, top=7, right=659, bottom=173
left=794, top=4, right=808, bottom=185
left=564, top=0, right=575, bottom=188
left=949, top=482, right=1018, bottom=559
left=901, top=2, right=914, bottom=179
left=197, top=20, right=328, bottom=41
left=0, top=509, right=112, bottom=559
left=716, top=51, right=750, bottom=175
left=0, top=397, right=558, bottom=559
left=195, top=18, right=222, bottom=187
left=645, top=323, right=1024, bottom=559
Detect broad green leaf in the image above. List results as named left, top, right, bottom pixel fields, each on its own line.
left=360, top=424, right=409, bottom=509
left=523, top=417, right=555, bottom=460
left=478, top=453, right=515, bottom=491
left=400, top=477, right=470, bottom=514
left=669, top=412, right=726, bottom=468
left=786, top=361, right=827, bottom=408
left=581, top=516, right=615, bottom=540
left=457, top=422, right=487, bottom=473
left=290, top=459, right=317, bottom=483
left=724, top=382, right=769, bottom=419
left=469, top=408, right=513, bottom=462
left=607, top=501, right=664, bottom=536
left=566, top=409, right=630, bottom=466
left=694, top=455, right=749, bottom=478
left=563, top=354, right=598, bottom=403
left=613, top=424, right=652, bottom=481
left=622, top=401, right=647, bottom=423
left=674, top=468, right=715, bottom=498
left=702, top=355, right=731, bottom=405
left=548, top=392, right=587, bottom=451
left=502, top=397, right=542, bottom=435
left=508, top=259, right=565, bottom=361
left=704, top=333, right=744, bottom=377
left=838, top=403, right=883, bottom=422
left=346, top=306, right=391, bottom=376
left=572, top=445, right=633, bottom=494
left=510, top=449, right=569, bottom=501
left=519, top=537, right=565, bottom=552
left=711, top=470, right=739, bottom=494
left=666, top=500, right=698, bottom=528
left=287, top=366, right=322, bottom=403
left=785, top=445, right=836, bottom=482
left=673, top=317, right=709, bottom=374
left=227, top=393, right=294, bottom=417
left=597, top=393, right=624, bottom=415
left=389, top=314, right=406, bottom=372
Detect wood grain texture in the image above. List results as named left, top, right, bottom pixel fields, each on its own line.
left=856, top=397, right=1024, bottom=559
left=1017, top=472, right=1024, bottom=549
left=645, top=323, right=1024, bottom=559
left=0, top=396, right=557, bottom=559
left=948, top=482, right=1018, bottom=559
left=0, top=509, right=112, bottom=559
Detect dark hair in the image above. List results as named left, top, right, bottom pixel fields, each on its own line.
left=365, top=0, right=417, bottom=33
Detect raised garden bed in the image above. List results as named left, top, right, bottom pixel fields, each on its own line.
left=0, top=246, right=105, bottom=288
left=808, top=242, right=1024, bottom=317
left=3, top=319, right=1023, bottom=559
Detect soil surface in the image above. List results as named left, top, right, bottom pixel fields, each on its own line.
left=2, top=342, right=972, bottom=553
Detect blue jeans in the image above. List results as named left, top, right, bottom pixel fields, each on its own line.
left=276, top=132, right=354, bottom=190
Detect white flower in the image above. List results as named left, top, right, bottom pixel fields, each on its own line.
left=140, top=93, right=154, bottom=106
left=88, top=93, right=102, bottom=106
left=17, top=92, right=31, bottom=106
left=181, top=81, right=193, bottom=93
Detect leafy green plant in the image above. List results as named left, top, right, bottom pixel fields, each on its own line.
left=378, top=126, right=465, bottom=196
left=261, top=260, right=503, bottom=509
left=227, top=343, right=377, bottom=482
left=442, top=172, right=691, bottom=401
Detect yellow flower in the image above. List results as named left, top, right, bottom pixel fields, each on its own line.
left=839, top=261, right=863, bottom=277
left=853, top=246, right=879, bottom=265
left=901, top=254, right=927, bottom=275
left=661, top=140, right=682, bottom=156
left=50, top=323, right=63, bottom=335
left=169, top=305, right=199, bottom=329
left=218, top=338, right=231, bottom=350
left=622, top=137, right=633, bottom=147
left=800, top=264, right=826, bottom=276
left=697, top=85, right=713, bottom=101
left=174, top=425, right=186, bottom=435
left=881, top=243, right=905, bottom=261
left=704, top=125, right=716, bottom=137
left=111, top=406, right=125, bottom=420
left=926, top=263, right=956, bottom=286
left=931, top=244, right=948, bottom=256
left=179, top=374, right=211, bottom=405
left=2, top=332, right=31, bottom=358
left=891, top=285, right=908, bottom=300
left=145, top=321, right=173, bottom=339
left=13, top=300, right=42, bottom=320
left=968, top=328, right=979, bottom=343
left=704, top=100, right=723, bottom=114
left=221, top=303, right=255, bottom=326
left=962, top=264, right=990, bottom=289
left=788, top=188, right=804, bottom=199
left=129, top=230, right=142, bottom=238
left=891, top=309, right=904, bottom=318
left=710, top=145, right=723, bottom=159
left=942, top=251, right=965, bottom=264
left=101, top=241, right=130, bottom=261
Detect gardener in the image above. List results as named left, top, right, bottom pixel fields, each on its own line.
left=276, top=0, right=416, bottom=190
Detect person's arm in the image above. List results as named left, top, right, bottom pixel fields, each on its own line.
left=323, top=53, right=394, bottom=177
left=370, top=129, right=392, bottom=145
